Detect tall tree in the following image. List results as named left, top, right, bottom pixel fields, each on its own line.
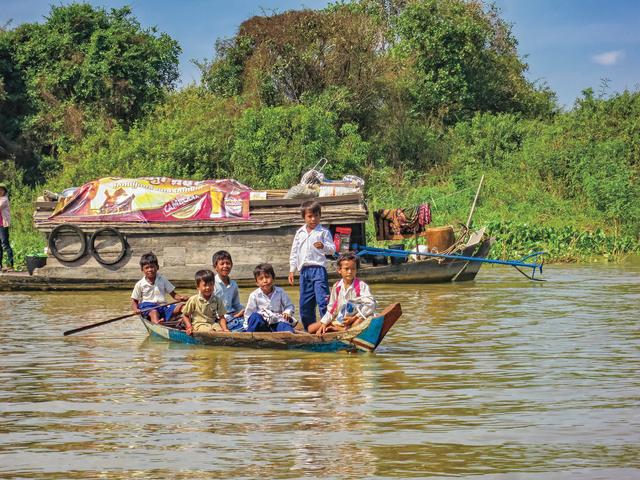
left=1, top=3, right=180, bottom=182
left=393, top=0, right=555, bottom=123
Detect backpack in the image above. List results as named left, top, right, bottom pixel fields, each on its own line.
left=329, top=278, right=361, bottom=314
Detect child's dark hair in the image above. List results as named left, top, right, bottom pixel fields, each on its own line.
left=253, top=262, right=276, bottom=280
left=336, top=252, right=360, bottom=269
left=195, top=269, right=216, bottom=286
left=139, top=252, right=159, bottom=269
left=212, top=250, right=233, bottom=267
left=300, top=200, right=321, bottom=218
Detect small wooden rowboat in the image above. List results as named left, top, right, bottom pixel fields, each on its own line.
left=141, top=303, right=402, bottom=353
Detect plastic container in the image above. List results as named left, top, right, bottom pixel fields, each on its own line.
left=389, top=243, right=407, bottom=265
left=26, top=255, right=47, bottom=275
left=334, top=226, right=352, bottom=254
left=371, top=254, right=387, bottom=266
left=425, top=226, right=455, bottom=253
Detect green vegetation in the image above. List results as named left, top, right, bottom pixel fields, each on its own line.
left=1, top=1, right=638, bottom=268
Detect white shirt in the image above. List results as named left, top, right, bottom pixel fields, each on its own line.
left=244, top=286, right=295, bottom=328
left=289, top=224, right=336, bottom=273
left=321, top=278, right=376, bottom=325
left=214, top=274, right=243, bottom=314
left=131, top=274, right=175, bottom=303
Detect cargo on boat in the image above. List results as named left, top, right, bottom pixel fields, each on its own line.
left=0, top=175, right=493, bottom=291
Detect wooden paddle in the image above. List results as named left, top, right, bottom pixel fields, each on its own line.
left=63, top=301, right=181, bottom=336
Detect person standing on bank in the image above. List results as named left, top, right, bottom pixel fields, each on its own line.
left=0, top=183, right=14, bottom=273
left=288, top=200, right=336, bottom=330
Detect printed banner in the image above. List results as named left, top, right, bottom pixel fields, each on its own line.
left=49, top=177, right=251, bottom=222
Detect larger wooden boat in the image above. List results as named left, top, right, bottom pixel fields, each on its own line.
left=142, top=303, right=402, bottom=353
left=0, top=179, right=493, bottom=291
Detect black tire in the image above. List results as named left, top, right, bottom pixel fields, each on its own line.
left=48, top=224, right=87, bottom=263
left=90, top=227, right=128, bottom=265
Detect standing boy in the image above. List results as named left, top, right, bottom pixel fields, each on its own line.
left=212, top=250, right=245, bottom=331
left=131, top=252, right=188, bottom=323
left=288, top=200, right=336, bottom=330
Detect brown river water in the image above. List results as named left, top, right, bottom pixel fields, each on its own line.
left=1, top=263, right=639, bottom=479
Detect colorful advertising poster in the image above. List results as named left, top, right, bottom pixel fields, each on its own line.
left=49, top=177, right=251, bottom=222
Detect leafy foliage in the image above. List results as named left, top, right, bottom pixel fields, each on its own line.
left=231, top=103, right=369, bottom=188
left=51, top=88, right=239, bottom=189
left=2, top=1, right=639, bottom=268
left=1, top=3, right=180, bottom=182
left=392, top=0, right=556, bottom=122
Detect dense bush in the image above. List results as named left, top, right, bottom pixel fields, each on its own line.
left=0, top=3, right=180, bottom=182
left=231, top=104, right=369, bottom=188
left=2, top=1, right=639, bottom=268
left=51, top=88, right=239, bottom=189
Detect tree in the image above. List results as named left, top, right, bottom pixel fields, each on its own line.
left=1, top=3, right=180, bottom=182
left=199, top=7, right=386, bottom=130
left=393, top=0, right=555, bottom=123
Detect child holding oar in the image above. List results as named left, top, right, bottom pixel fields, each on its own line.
left=130, top=252, right=188, bottom=323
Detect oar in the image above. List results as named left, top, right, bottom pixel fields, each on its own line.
left=63, top=301, right=181, bottom=336
left=355, top=244, right=545, bottom=280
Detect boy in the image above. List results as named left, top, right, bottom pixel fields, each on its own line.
left=288, top=200, right=336, bottom=330
left=308, top=252, right=377, bottom=336
left=245, top=263, right=296, bottom=333
left=131, top=252, right=188, bottom=323
left=212, top=250, right=245, bottom=332
left=181, top=269, right=227, bottom=335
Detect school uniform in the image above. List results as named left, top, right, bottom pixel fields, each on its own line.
left=320, top=278, right=376, bottom=326
left=214, top=274, right=245, bottom=331
left=131, top=274, right=177, bottom=321
left=182, top=292, right=226, bottom=333
left=244, top=286, right=296, bottom=333
left=289, top=224, right=336, bottom=329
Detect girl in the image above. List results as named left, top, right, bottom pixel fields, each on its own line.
left=0, top=183, right=14, bottom=272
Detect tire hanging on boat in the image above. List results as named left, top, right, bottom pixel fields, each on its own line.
left=90, top=227, right=128, bottom=265
left=48, top=224, right=87, bottom=263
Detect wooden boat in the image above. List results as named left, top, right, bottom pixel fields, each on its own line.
left=142, top=303, right=402, bottom=353
left=0, top=182, right=494, bottom=291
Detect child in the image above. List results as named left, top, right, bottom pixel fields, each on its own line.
left=0, top=183, right=14, bottom=273
left=212, top=250, right=245, bottom=332
left=245, top=263, right=297, bottom=333
left=288, top=200, right=336, bottom=330
left=130, top=252, right=188, bottom=323
left=181, top=269, right=227, bottom=335
left=308, top=252, right=377, bottom=336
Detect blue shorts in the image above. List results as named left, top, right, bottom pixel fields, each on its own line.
left=139, top=302, right=177, bottom=322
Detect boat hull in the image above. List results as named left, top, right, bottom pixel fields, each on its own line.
left=142, top=303, right=402, bottom=353
left=0, top=238, right=493, bottom=291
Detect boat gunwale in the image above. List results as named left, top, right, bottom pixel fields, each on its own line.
left=141, top=303, right=402, bottom=352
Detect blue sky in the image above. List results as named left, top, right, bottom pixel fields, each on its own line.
left=3, top=0, right=639, bottom=109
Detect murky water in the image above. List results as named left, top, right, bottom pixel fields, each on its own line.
left=1, top=263, right=639, bottom=479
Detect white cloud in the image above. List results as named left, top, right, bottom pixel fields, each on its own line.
left=592, top=50, right=625, bottom=66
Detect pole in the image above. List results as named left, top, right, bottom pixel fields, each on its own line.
left=466, top=174, right=485, bottom=229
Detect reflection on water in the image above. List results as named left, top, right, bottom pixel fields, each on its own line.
left=1, top=263, right=639, bottom=478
